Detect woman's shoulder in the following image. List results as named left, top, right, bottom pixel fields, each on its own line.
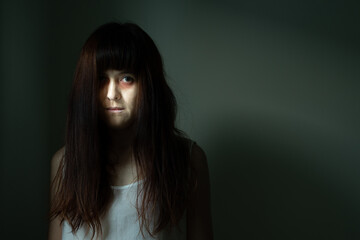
left=52, top=146, right=65, bottom=166
left=189, top=142, right=208, bottom=173
left=175, top=135, right=207, bottom=168
left=52, top=146, right=65, bottom=160
left=51, top=146, right=65, bottom=180
left=187, top=141, right=214, bottom=239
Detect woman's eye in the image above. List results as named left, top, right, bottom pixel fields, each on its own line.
left=122, top=76, right=134, bottom=83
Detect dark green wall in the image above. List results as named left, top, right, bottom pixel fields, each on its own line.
left=1, top=0, right=359, bottom=239
left=1, top=0, right=49, bottom=239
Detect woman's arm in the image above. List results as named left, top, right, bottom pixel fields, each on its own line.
left=48, top=147, right=64, bottom=240
left=187, top=143, right=214, bottom=240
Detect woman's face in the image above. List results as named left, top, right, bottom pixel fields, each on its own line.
left=98, top=69, right=138, bottom=129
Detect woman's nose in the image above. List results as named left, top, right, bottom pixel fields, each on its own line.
left=106, top=80, right=121, bottom=100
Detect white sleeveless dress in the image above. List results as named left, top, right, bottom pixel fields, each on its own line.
left=62, top=140, right=194, bottom=239
left=62, top=179, right=187, bottom=240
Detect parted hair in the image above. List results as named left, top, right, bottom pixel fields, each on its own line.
left=50, top=22, right=195, bottom=239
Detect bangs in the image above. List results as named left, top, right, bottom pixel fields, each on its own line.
left=95, top=27, right=144, bottom=76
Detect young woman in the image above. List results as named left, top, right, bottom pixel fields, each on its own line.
left=49, top=22, right=213, bottom=240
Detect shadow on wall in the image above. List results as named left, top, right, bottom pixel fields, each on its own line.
left=207, top=114, right=360, bottom=239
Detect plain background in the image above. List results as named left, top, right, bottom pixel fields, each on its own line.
left=1, top=0, right=359, bottom=239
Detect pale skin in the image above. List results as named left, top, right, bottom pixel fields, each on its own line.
left=48, top=70, right=213, bottom=239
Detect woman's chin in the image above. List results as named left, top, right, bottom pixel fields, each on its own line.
left=105, top=118, right=135, bottom=130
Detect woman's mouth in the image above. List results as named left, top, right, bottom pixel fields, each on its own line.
left=106, top=107, right=124, bottom=113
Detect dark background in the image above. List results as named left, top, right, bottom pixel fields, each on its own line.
left=1, top=0, right=359, bottom=239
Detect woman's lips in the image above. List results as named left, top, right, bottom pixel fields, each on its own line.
left=106, top=107, right=124, bottom=113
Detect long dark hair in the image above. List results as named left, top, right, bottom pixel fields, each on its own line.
left=50, top=22, right=195, bottom=238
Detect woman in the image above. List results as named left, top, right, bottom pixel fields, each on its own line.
left=49, top=22, right=213, bottom=240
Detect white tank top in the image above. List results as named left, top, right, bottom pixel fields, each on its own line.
left=62, top=140, right=193, bottom=239
left=62, top=179, right=187, bottom=240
